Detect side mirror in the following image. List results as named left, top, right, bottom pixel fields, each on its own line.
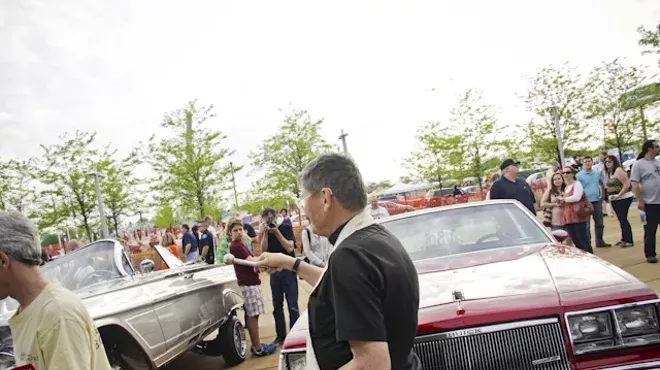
left=140, top=259, right=155, bottom=274
left=552, top=230, right=569, bottom=243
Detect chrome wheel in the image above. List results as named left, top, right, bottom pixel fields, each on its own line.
left=233, top=319, right=247, bottom=359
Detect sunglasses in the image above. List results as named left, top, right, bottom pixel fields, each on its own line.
left=605, top=160, right=613, bottom=163
left=562, top=171, right=573, bottom=175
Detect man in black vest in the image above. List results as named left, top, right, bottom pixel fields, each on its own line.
left=256, top=154, right=420, bottom=370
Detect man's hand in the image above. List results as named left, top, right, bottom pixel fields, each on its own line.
left=639, top=200, right=646, bottom=211
left=255, top=252, right=295, bottom=271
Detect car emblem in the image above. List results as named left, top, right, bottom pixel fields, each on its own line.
left=452, top=290, right=465, bottom=315
left=532, top=356, right=561, bottom=366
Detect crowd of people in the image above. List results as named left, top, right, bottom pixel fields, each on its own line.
left=490, top=139, right=659, bottom=264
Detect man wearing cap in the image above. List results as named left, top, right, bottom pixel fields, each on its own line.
left=489, top=159, right=537, bottom=215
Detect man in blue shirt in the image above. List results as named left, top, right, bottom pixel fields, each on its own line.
left=489, top=159, right=536, bottom=215
left=181, top=224, right=199, bottom=262
left=577, top=156, right=611, bottom=248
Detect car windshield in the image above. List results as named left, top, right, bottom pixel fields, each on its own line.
left=41, top=241, right=122, bottom=291
left=381, top=203, right=551, bottom=261
left=0, top=241, right=123, bottom=314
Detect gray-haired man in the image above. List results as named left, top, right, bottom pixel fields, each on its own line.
left=256, top=154, right=420, bottom=370
left=0, top=211, right=110, bottom=370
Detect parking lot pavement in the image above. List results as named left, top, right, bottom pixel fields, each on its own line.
left=167, top=206, right=659, bottom=370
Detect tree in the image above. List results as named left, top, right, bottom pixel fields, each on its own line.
left=148, top=100, right=234, bottom=220
left=586, top=59, right=645, bottom=162
left=638, top=22, right=660, bottom=68
left=153, top=204, right=177, bottom=229
left=250, top=107, right=331, bottom=199
left=365, top=180, right=394, bottom=194
left=0, top=159, right=37, bottom=213
left=404, top=121, right=464, bottom=187
left=99, top=149, right=141, bottom=236
left=239, top=182, right=295, bottom=216
left=521, top=63, right=588, bottom=164
left=450, top=89, right=504, bottom=189
left=37, top=131, right=108, bottom=241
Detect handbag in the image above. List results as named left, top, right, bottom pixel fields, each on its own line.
left=542, top=208, right=553, bottom=227
left=575, top=193, right=594, bottom=219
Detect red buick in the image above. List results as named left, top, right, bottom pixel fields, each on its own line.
left=279, top=200, right=660, bottom=370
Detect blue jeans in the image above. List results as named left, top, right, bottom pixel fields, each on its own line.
left=270, top=270, right=299, bottom=340
left=567, top=222, right=593, bottom=253
left=586, top=201, right=605, bottom=246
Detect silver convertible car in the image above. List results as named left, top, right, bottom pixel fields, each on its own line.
left=0, top=240, right=247, bottom=370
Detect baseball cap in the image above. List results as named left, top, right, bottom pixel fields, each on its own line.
left=500, top=159, right=520, bottom=171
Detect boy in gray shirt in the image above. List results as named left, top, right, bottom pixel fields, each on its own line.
left=631, top=139, right=660, bottom=263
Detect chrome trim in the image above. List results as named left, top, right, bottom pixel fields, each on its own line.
left=565, top=299, right=660, bottom=317
left=415, top=317, right=559, bottom=341
left=280, top=347, right=306, bottom=355
left=600, top=361, right=660, bottom=370
left=414, top=317, right=570, bottom=369
left=564, top=299, right=660, bottom=355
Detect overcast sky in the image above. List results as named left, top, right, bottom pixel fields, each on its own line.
left=1, top=0, right=659, bottom=197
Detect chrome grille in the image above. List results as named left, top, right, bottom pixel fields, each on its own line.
left=413, top=318, right=570, bottom=370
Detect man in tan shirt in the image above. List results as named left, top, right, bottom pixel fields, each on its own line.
left=0, top=211, right=110, bottom=370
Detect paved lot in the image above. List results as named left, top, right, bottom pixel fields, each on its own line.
left=167, top=206, right=659, bottom=370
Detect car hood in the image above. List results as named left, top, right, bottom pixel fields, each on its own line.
left=282, top=244, right=656, bottom=351
left=415, top=243, right=635, bottom=308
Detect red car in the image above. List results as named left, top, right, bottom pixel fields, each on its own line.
left=279, top=200, right=660, bottom=369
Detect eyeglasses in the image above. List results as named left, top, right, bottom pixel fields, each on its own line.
left=562, top=171, right=572, bottom=175
left=297, top=191, right=320, bottom=212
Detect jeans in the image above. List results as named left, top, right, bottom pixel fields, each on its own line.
left=186, top=250, right=199, bottom=262
left=270, top=270, right=299, bottom=340
left=586, top=201, right=605, bottom=246
left=566, top=222, right=593, bottom=253
left=644, top=204, right=660, bottom=258
left=611, top=197, right=634, bottom=244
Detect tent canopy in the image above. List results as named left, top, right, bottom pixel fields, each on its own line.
left=381, top=182, right=431, bottom=196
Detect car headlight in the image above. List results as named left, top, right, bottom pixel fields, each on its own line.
left=279, top=351, right=306, bottom=370
left=566, top=301, right=660, bottom=355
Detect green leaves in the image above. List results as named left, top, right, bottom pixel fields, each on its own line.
left=148, top=100, right=233, bottom=220
left=638, top=23, right=660, bottom=68
left=521, top=63, right=588, bottom=163
left=36, top=131, right=109, bottom=240
left=0, top=159, right=37, bottom=213
left=405, top=89, right=504, bottom=189
left=248, top=107, right=331, bottom=199
left=586, top=59, right=646, bottom=159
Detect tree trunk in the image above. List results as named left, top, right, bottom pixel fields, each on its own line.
left=112, top=213, right=119, bottom=236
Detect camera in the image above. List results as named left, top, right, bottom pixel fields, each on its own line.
left=267, top=222, right=276, bottom=228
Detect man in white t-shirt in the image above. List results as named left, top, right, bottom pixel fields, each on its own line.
left=204, top=216, right=219, bottom=250
left=367, top=197, right=390, bottom=220
left=0, top=211, right=110, bottom=370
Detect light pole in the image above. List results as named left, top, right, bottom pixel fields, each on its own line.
left=338, top=129, right=349, bottom=154
left=88, top=170, right=109, bottom=239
